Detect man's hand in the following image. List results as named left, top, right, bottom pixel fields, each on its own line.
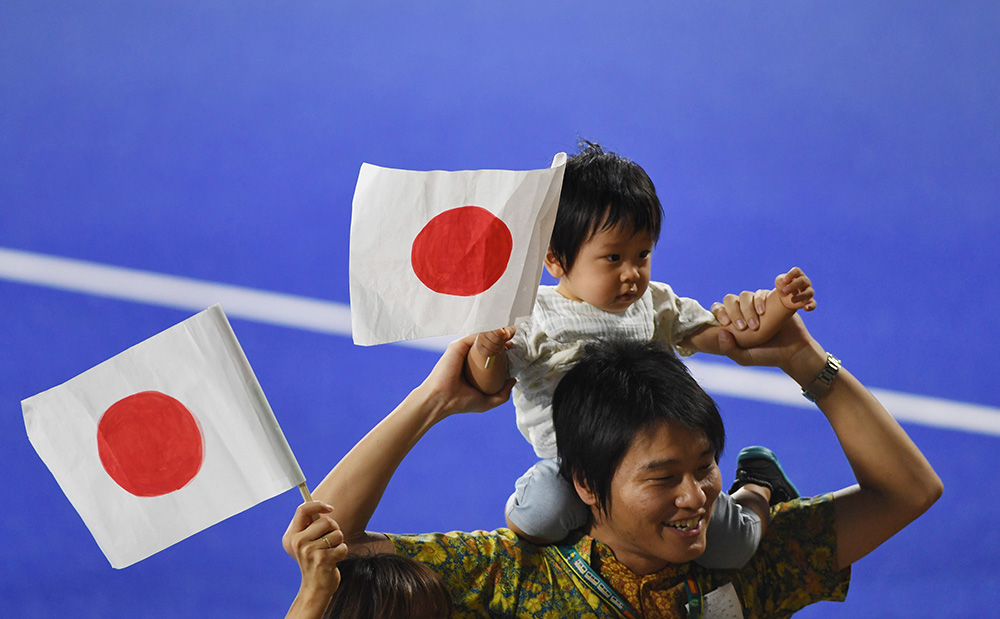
left=716, top=312, right=824, bottom=383
left=421, top=335, right=516, bottom=419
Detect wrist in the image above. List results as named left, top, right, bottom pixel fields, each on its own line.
left=404, top=384, right=453, bottom=426
left=800, top=353, right=841, bottom=402
left=780, top=340, right=828, bottom=387
left=290, top=583, right=335, bottom=618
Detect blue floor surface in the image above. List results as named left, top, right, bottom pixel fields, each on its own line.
left=2, top=2, right=998, bottom=616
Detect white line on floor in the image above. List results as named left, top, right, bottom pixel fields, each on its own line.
left=3, top=246, right=998, bottom=437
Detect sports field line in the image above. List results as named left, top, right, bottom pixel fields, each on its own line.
left=3, top=246, right=998, bottom=437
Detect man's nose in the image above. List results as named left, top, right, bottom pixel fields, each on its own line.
left=674, top=475, right=707, bottom=509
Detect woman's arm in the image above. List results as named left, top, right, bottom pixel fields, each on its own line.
left=304, top=335, right=515, bottom=554
left=718, top=316, right=943, bottom=569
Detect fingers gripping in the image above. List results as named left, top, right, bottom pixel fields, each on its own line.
left=776, top=267, right=817, bottom=312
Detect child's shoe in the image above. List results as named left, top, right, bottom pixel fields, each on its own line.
left=729, top=446, right=800, bottom=506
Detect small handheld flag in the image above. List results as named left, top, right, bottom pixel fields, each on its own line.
left=349, top=153, right=566, bottom=346
left=23, top=305, right=305, bottom=568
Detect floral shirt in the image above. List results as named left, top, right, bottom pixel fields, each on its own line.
left=388, top=494, right=850, bottom=618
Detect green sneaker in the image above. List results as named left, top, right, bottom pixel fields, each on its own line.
left=729, top=446, right=800, bottom=506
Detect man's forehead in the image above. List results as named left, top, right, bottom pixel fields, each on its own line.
left=624, top=423, right=714, bottom=468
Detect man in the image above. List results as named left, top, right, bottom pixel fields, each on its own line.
left=284, top=311, right=942, bottom=617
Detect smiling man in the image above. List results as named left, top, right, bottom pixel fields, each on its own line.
left=284, top=314, right=942, bottom=618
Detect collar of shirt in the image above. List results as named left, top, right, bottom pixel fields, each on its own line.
left=583, top=535, right=693, bottom=619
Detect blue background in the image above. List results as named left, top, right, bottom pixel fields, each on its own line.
left=2, top=2, right=997, bottom=616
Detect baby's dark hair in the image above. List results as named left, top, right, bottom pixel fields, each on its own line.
left=324, top=553, right=453, bottom=619
left=549, top=141, right=663, bottom=272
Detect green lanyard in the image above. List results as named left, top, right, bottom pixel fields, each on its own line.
left=556, top=545, right=640, bottom=619
left=683, top=575, right=704, bottom=619
left=555, top=545, right=705, bottom=619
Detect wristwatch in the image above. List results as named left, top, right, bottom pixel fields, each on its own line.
left=802, top=353, right=841, bottom=402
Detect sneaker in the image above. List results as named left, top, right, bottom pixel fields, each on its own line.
left=729, top=446, right=800, bottom=506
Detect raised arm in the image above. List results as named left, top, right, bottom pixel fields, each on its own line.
left=683, top=267, right=816, bottom=355
left=300, top=336, right=515, bottom=554
left=718, top=316, right=943, bottom=569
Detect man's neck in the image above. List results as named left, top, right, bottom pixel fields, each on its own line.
left=587, top=523, right=670, bottom=576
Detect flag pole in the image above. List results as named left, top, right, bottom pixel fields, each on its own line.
left=298, top=482, right=313, bottom=503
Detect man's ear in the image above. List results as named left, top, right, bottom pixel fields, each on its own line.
left=573, top=474, right=599, bottom=508
left=544, top=248, right=566, bottom=279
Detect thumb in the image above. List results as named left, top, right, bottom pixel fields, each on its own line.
left=718, top=329, right=751, bottom=366
left=488, top=378, right=516, bottom=407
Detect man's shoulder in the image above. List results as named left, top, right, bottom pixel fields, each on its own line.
left=724, top=493, right=850, bottom=617
left=388, top=528, right=555, bottom=563
left=389, top=529, right=611, bottom=616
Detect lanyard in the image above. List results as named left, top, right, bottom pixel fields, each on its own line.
left=555, top=544, right=705, bottom=619
left=556, top=545, right=641, bottom=619
left=684, top=575, right=704, bottom=619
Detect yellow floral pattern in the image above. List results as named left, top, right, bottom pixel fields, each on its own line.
left=389, top=494, right=849, bottom=618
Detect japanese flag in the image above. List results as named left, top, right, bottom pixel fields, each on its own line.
left=349, top=153, right=566, bottom=346
left=22, top=305, right=305, bottom=568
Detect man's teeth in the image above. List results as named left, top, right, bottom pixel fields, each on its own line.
left=666, top=517, right=700, bottom=531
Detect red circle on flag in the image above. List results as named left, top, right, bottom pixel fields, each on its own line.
left=411, top=206, right=513, bottom=297
left=97, top=391, right=204, bottom=497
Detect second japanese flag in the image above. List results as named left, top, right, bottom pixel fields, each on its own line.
left=22, top=305, right=305, bottom=568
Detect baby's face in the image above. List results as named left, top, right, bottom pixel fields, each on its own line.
left=555, top=225, right=653, bottom=313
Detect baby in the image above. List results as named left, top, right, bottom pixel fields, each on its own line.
left=465, top=142, right=815, bottom=568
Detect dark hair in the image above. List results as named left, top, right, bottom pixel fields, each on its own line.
left=552, top=337, right=725, bottom=516
left=549, top=141, right=663, bottom=272
left=324, top=554, right=453, bottom=619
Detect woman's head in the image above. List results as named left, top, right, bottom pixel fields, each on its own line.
left=325, top=553, right=452, bottom=619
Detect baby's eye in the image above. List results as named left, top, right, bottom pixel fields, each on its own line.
left=639, top=250, right=651, bottom=259
left=605, top=254, right=621, bottom=262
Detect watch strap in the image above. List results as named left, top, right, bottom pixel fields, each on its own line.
left=802, top=353, right=841, bottom=402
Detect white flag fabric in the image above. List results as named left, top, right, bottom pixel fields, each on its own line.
left=350, top=153, right=566, bottom=346
left=22, top=305, right=305, bottom=568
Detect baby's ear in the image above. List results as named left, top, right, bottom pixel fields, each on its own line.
left=544, top=248, right=566, bottom=279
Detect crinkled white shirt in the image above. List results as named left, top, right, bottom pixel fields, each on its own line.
left=507, top=282, right=716, bottom=458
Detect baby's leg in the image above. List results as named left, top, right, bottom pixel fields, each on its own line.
left=698, top=446, right=801, bottom=569
left=696, top=492, right=763, bottom=569
left=505, top=458, right=589, bottom=544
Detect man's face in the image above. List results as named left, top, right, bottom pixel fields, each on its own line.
left=581, top=422, right=722, bottom=575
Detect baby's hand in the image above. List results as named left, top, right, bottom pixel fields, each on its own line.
left=475, top=326, right=516, bottom=359
left=775, top=267, right=817, bottom=312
